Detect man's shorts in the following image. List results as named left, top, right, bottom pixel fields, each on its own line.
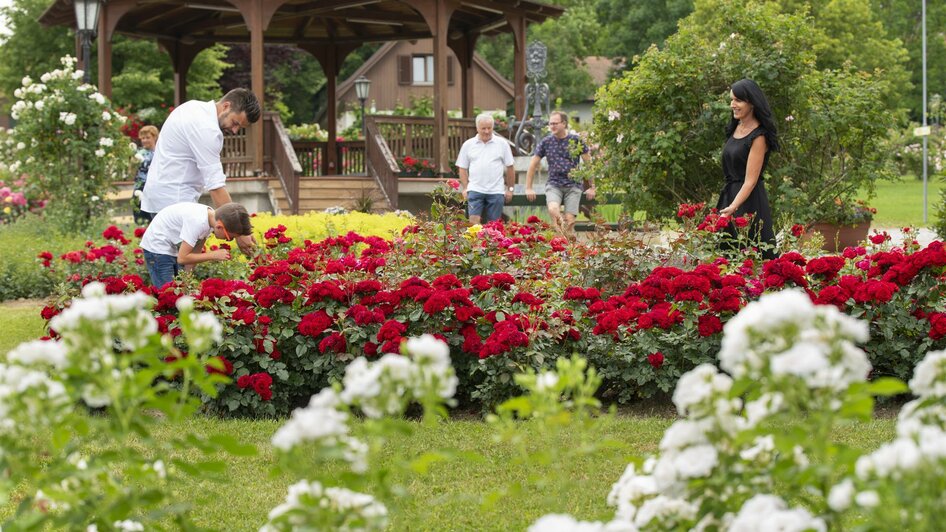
left=467, top=191, right=505, bottom=222
left=546, top=184, right=582, bottom=215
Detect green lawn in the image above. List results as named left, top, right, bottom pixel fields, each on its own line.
left=0, top=302, right=901, bottom=530
left=861, top=178, right=945, bottom=227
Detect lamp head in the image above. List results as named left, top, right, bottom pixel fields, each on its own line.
left=73, top=0, right=101, bottom=33
left=354, top=76, right=371, bottom=102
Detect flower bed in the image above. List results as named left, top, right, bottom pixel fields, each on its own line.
left=37, top=208, right=946, bottom=416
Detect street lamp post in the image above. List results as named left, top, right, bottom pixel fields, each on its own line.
left=354, top=76, right=371, bottom=163
left=73, top=0, right=101, bottom=84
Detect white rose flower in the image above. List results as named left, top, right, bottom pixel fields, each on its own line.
left=22, top=76, right=32, bottom=87
left=94, top=149, right=105, bottom=157
left=34, top=100, right=44, bottom=110
left=828, top=479, right=854, bottom=511
left=99, top=137, right=114, bottom=147
left=102, top=111, right=111, bottom=121
left=854, top=490, right=880, bottom=508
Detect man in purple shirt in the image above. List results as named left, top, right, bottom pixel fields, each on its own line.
left=524, top=111, right=594, bottom=237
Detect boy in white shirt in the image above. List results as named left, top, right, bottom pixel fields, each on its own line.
left=140, top=202, right=253, bottom=288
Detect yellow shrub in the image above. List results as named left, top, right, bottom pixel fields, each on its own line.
left=208, top=211, right=415, bottom=248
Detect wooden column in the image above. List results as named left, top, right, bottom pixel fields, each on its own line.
left=300, top=43, right=357, bottom=176
left=97, top=34, right=112, bottom=95
left=449, top=33, right=477, bottom=118
left=229, top=0, right=288, bottom=173
left=409, top=0, right=457, bottom=173
left=507, top=13, right=527, bottom=120
left=96, top=0, right=136, bottom=97
left=158, top=40, right=210, bottom=105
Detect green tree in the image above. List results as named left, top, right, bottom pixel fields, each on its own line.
left=869, top=0, right=946, bottom=119
left=477, top=0, right=604, bottom=106
left=596, top=0, right=694, bottom=63
left=766, top=0, right=912, bottom=111
left=0, top=0, right=73, bottom=107
left=584, top=0, right=896, bottom=223
left=0, top=0, right=226, bottom=118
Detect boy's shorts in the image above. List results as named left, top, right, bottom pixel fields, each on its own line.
left=546, top=184, right=582, bottom=215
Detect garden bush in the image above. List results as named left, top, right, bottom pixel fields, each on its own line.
left=8, top=56, right=137, bottom=232
left=35, top=203, right=946, bottom=416
left=0, top=214, right=109, bottom=301
left=584, top=0, right=896, bottom=225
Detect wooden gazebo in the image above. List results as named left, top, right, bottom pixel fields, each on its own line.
left=39, top=0, right=564, bottom=175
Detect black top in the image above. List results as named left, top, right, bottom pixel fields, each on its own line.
left=722, top=127, right=768, bottom=184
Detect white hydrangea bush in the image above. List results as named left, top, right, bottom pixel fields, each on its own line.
left=9, top=56, right=136, bottom=229
left=264, top=334, right=458, bottom=531
left=0, top=283, right=235, bottom=530
left=531, top=289, right=946, bottom=531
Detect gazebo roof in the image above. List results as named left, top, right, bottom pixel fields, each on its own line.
left=40, top=0, right=564, bottom=45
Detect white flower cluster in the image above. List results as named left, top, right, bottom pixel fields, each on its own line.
left=535, top=290, right=873, bottom=530
left=729, top=494, right=825, bottom=532
left=0, top=362, right=68, bottom=432
left=719, top=289, right=871, bottom=391
left=528, top=514, right=636, bottom=532
left=271, top=335, right=457, bottom=457
left=267, top=335, right=456, bottom=528
left=844, top=349, right=946, bottom=495
left=260, top=480, right=388, bottom=532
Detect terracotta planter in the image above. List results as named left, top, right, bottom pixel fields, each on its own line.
left=805, top=221, right=870, bottom=252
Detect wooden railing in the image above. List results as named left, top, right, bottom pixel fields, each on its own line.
left=365, top=116, right=401, bottom=210
left=262, top=112, right=302, bottom=214
left=292, top=140, right=367, bottom=176
left=370, top=116, right=477, bottom=164
left=221, top=128, right=254, bottom=177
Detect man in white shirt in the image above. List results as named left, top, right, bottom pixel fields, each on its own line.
left=141, top=88, right=260, bottom=254
left=456, top=114, right=515, bottom=224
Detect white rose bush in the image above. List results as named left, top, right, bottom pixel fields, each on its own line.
left=529, top=288, right=946, bottom=531
left=9, top=56, right=136, bottom=230
left=0, top=283, right=256, bottom=529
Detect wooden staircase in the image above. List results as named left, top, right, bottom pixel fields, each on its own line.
left=268, top=175, right=389, bottom=214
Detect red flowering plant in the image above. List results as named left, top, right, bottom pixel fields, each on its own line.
left=35, top=207, right=946, bottom=415
left=397, top=156, right=436, bottom=176
left=40, top=225, right=147, bottom=290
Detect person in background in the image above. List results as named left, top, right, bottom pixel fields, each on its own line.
left=141, top=88, right=260, bottom=255
left=716, top=78, right=779, bottom=259
left=456, top=114, right=516, bottom=224
left=140, top=202, right=252, bottom=289
left=524, top=111, right=593, bottom=238
left=131, top=125, right=159, bottom=225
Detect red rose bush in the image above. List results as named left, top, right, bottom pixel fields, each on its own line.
left=36, top=205, right=946, bottom=415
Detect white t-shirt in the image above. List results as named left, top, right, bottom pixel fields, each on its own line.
left=455, top=134, right=514, bottom=194
left=140, top=202, right=213, bottom=257
left=141, top=100, right=227, bottom=214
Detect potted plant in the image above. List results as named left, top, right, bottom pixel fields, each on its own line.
left=805, top=198, right=875, bottom=251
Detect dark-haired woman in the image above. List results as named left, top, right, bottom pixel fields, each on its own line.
left=717, top=78, right=779, bottom=260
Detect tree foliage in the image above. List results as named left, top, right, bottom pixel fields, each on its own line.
left=584, top=0, right=896, bottom=223
left=869, top=0, right=946, bottom=119
left=596, top=0, right=695, bottom=63
left=476, top=0, right=604, bottom=106
left=0, top=0, right=226, bottom=116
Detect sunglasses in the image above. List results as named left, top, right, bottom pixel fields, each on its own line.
left=216, top=221, right=232, bottom=240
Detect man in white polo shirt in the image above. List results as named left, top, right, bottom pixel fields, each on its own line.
left=141, top=88, right=260, bottom=254
left=456, top=113, right=515, bottom=224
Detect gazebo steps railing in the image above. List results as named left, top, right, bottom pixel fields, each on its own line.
left=267, top=176, right=389, bottom=214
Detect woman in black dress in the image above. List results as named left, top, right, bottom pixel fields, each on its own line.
left=717, top=78, right=779, bottom=260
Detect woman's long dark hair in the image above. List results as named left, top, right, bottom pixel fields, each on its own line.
left=726, top=78, right=779, bottom=152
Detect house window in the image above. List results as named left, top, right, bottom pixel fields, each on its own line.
left=397, top=54, right=454, bottom=86
left=412, top=55, right=434, bottom=85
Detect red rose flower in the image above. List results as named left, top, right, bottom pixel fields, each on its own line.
left=298, top=310, right=333, bottom=337
left=648, top=352, right=664, bottom=369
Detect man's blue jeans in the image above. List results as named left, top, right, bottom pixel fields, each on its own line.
left=467, top=191, right=505, bottom=222
left=143, top=249, right=180, bottom=289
